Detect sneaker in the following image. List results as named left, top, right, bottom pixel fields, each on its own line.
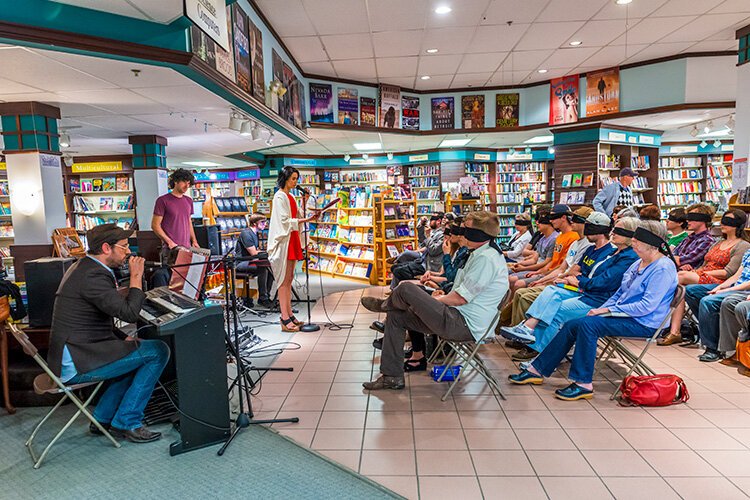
left=110, top=425, right=162, bottom=443
left=498, top=323, right=535, bottom=344
left=370, top=321, right=385, bottom=333
left=511, top=346, right=538, bottom=361
left=361, top=297, right=387, bottom=313
left=698, top=349, right=723, bottom=362
left=362, top=375, right=405, bottom=391
left=554, top=383, right=593, bottom=401
left=508, top=369, right=543, bottom=385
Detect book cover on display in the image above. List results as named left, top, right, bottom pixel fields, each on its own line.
left=248, top=19, right=265, bottom=101
left=290, top=78, right=304, bottom=129
left=338, top=88, right=359, bottom=125
left=214, top=6, right=236, bottom=82
left=586, top=67, right=619, bottom=117
left=461, top=95, right=485, bottom=129
left=232, top=4, right=251, bottom=93
left=272, top=49, right=285, bottom=115
left=360, top=97, right=376, bottom=126
left=310, top=83, right=334, bottom=123
left=401, top=95, right=420, bottom=130
left=496, top=93, right=520, bottom=128
left=549, top=75, right=580, bottom=126
left=431, top=97, right=455, bottom=130
left=191, top=25, right=217, bottom=70
left=378, top=84, right=401, bottom=128
left=283, top=63, right=295, bottom=125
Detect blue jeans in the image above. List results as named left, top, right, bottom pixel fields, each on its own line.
left=685, top=284, right=728, bottom=350
left=67, top=340, right=170, bottom=430
left=531, top=316, right=655, bottom=384
left=527, top=290, right=594, bottom=353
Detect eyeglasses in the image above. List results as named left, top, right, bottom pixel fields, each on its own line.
left=112, top=243, right=131, bottom=254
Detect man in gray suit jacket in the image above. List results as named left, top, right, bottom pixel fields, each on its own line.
left=593, top=167, right=638, bottom=216
left=48, top=224, right=169, bottom=443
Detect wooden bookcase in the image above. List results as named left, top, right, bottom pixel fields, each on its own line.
left=405, top=163, right=441, bottom=216
left=373, top=194, right=418, bottom=285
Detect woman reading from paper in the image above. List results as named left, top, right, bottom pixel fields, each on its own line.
left=268, top=166, right=318, bottom=332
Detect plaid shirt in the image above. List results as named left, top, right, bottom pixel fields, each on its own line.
left=674, top=230, right=715, bottom=269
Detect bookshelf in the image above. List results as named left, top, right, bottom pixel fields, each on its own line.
left=465, top=162, right=492, bottom=210
left=63, top=160, right=137, bottom=233
left=373, top=194, right=418, bottom=285
left=495, top=162, right=549, bottom=218
left=706, top=154, right=733, bottom=207
left=212, top=196, right=250, bottom=254
left=0, top=169, right=14, bottom=273
left=241, top=178, right=262, bottom=208
left=657, top=156, right=705, bottom=217
left=192, top=181, right=234, bottom=203
left=597, top=144, right=658, bottom=208
left=407, top=163, right=441, bottom=215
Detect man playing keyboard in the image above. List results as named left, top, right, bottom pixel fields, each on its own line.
left=47, top=224, right=170, bottom=443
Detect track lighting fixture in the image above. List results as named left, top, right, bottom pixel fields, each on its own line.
left=59, top=133, right=71, bottom=148
left=228, top=112, right=243, bottom=131
left=265, top=131, right=275, bottom=146
left=344, top=154, right=351, bottom=162
left=690, top=125, right=698, bottom=137
left=250, top=122, right=261, bottom=141
left=240, top=120, right=253, bottom=136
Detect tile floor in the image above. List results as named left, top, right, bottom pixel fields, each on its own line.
left=251, top=286, right=750, bottom=500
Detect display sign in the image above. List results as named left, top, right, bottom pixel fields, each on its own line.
left=607, top=132, right=627, bottom=142
left=248, top=18, right=265, bottom=101
left=585, top=67, right=619, bottom=117
left=461, top=95, right=484, bottom=129
left=638, top=135, right=655, bottom=145
left=309, top=83, right=334, bottom=123
left=0, top=162, right=6, bottom=170
left=379, top=84, right=401, bottom=128
left=236, top=169, right=260, bottom=180
left=496, top=93, right=519, bottom=128
left=213, top=6, right=235, bottom=82
left=549, top=75, right=580, bottom=126
left=670, top=146, right=699, bottom=154
left=185, top=0, right=230, bottom=52
left=409, top=154, right=429, bottom=162
left=431, top=97, right=455, bottom=130
left=474, top=153, right=491, bottom=161
left=338, top=88, right=359, bottom=125
left=72, top=161, right=123, bottom=173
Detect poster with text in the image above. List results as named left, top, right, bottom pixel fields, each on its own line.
left=213, top=6, right=236, bottom=82
left=191, top=25, right=217, bottom=70
left=586, top=67, right=619, bottom=117
left=401, top=95, right=420, bottom=130
left=271, top=49, right=285, bottom=116
left=360, top=97, right=376, bottom=126
left=232, top=4, right=250, bottom=93
left=549, top=75, right=580, bottom=126
left=290, top=76, right=303, bottom=129
left=310, top=83, right=334, bottom=123
left=283, top=62, right=295, bottom=125
left=248, top=19, right=265, bottom=102
left=431, top=97, right=455, bottom=130
left=461, top=95, right=485, bottom=129
left=378, top=84, right=401, bottom=128
left=495, top=93, right=520, bottom=128
left=338, top=88, right=359, bottom=125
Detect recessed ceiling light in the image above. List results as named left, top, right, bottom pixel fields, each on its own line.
left=537, top=69, right=548, bottom=74
left=353, top=142, right=382, bottom=151
left=183, top=161, right=222, bottom=167
left=434, top=5, right=452, bottom=14
left=426, top=48, right=439, bottom=54
left=569, top=41, right=582, bottom=46
left=615, top=0, right=632, bottom=4
left=421, top=75, right=431, bottom=80
left=524, top=135, right=554, bottom=144
left=439, top=138, right=471, bottom=148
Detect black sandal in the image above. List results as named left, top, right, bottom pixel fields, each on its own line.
left=280, top=317, right=299, bottom=332
left=404, top=358, right=427, bottom=372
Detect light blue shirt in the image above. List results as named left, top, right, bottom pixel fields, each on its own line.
left=60, top=256, right=116, bottom=383
left=452, top=242, right=509, bottom=340
left=736, top=249, right=750, bottom=286
left=601, top=256, right=678, bottom=329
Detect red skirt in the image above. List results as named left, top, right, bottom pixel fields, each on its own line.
left=287, top=230, right=304, bottom=261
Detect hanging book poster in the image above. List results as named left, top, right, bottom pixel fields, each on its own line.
left=283, top=62, right=295, bottom=125
left=431, top=97, right=455, bottom=130
left=309, top=83, right=334, bottom=123
left=378, top=84, right=401, bottom=128
left=338, top=88, right=359, bottom=125
left=191, top=25, right=217, bottom=70
left=360, top=97, right=376, bottom=126
left=586, top=67, right=619, bottom=117
left=248, top=19, right=265, bottom=102
left=290, top=77, right=304, bottom=129
left=496, top=93, right=520, bottom=128
left=231, top=4, right=250, bottom=93
left=461, top=95, right=485, bottom=129
left=213, top=7, right=236, bottom=82
left=549, top=75, right=580, bottom=126
left=271, top=49, right=285, bottom=116
left=401, top=95, right=420, bottom=130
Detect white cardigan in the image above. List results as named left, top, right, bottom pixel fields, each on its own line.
left=267, top=190, right=304, bottom=295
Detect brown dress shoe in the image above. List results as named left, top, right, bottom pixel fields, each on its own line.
left=719, top=356, right=742, bottom=367
left=657, top=333, right=682, bottom=346
left=362, top=375, right=405, bottom=391
left=110, top=425, right=162, bottom=443
left=361, top=297, right=387, bottom=313
left=512, top=346, right=538, bottom=361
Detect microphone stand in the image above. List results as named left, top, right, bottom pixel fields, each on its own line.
left=299, top=194, right=320, bottom=332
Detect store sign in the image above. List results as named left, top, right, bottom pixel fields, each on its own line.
left=507, top=152, right=533, bottom=160
left=722, top=144, right=734, bottom=152
left=40, top=154, right=60, bottom=169
left=193, top=171, right=233, bottom=182
left=185, top=0, right=230, bottom=52
left=409, top=154, right=429, bottom=162
left=638, top=135, right=655, bottom=145
left=349, top=158, right=375, bottom=165
left=72, top=161, right=122, bottom=173
left=628, top=136, right=637, bottom=144
left=474, top=153, right=491, bottom=161
left=607, top=132, right=627, bottom=142
left=670, top=146, right=698, bottom=154
left=0, top=162, right=5, bottom=170
left=289, top=158, right=316, bottom=166
left=236, top=169, right=260, bottom=180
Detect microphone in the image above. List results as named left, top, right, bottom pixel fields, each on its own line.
left=299, top=187, right=310, bottom=196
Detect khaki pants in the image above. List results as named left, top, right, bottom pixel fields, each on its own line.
left=511, top=286, right=546, bottom=325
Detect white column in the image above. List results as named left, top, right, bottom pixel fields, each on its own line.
left=732, top=63, right=750, bottom=191
left=133, top=168, right=168, bottom=230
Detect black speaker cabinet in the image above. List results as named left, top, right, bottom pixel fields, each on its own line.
left=193, top=225, right=221, bottom=255
left=25, top=257, right=76, bottom=328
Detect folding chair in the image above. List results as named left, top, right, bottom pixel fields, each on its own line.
left=434, top=290, right=511, bottom=402
left=596, top=285, right=685, bottom=400
left=5, top=321, right=120, bottom=468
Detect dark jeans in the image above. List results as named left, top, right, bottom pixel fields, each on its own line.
left=380, top=282, right=473, bottom=377
left=237, top=261, right=274, bottom=302
left=390, top=261, right=425, bottom=289
left=151, top=247, right=174, bottom=288
left=67, top=340, right=170, bottom=430
left=685, top=284, right=749, bottom=351
left=531, top=316, right=655, bottom=384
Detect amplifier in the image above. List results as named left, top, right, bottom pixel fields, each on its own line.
left=25, top=257, right=76, bottom=328
left=193, top=224, right=221, bottom=255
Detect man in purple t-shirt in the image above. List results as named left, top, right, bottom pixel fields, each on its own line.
left=151, top=169, right=199, bottom=286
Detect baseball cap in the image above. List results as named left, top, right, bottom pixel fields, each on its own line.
left=571, top=206, right=593, bottom=223
left=619, top=167, right=639, bottom=178
left=87, top=223, right=134, bottom=252
left=549, top=204, right=572, bottom=219
left=586, top=212, right=611, bottom=227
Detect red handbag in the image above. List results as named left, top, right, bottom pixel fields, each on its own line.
left=618, top=374, right=689, bottom=407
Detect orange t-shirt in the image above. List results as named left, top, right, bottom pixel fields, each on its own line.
left=547, top=231, right=579, bottom=270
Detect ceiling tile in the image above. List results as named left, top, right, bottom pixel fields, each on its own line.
left=0, top=77, right=44, bottom=94
left=51, top=0, right=149, bottom=20
left=449, top=72, right=493, bottom=88
left=594, top=0, right=669, bottom=20
left=417, top=54, right=464, bottom=75
left=320, top=33, right=374, bottom=60
left=331, top=58, right=377, bottom=79
left=659, top=14, right=750, bottom=44
left=567, top=19, right=632, bottom=47
left=686, top=40, right=741, bottom=52
left=488, top=70, right=532, bottom=85
left=372, top=30, right=424, bottom=57
left=302, top=0, right=370, bottom=35
left=127, top=0, right=183, bottom=23
left=651, top=0, right=724, bottom=17
left=0, top=48, right=117, bottom=92
left=525, top=68, right=570, bottom=83
left=711, top=0, right=750, bottom=14
left=482, top=0, right=548, bottom=24
left=254, top=0, right=317, bottom=36
left=467, top=23, right=530, bottom=53
left=535, top=0, right=610, bottom=22
left=500, top=50, right=554, bottom=71
left=426, top=0, right=492, bottom=28
left=130, top=86, right=227, bottom=112
left=376, top=56, right=418, bottom=77
left=301, top=61, right=336, bottom=75
left=380, top=77, right=416, bottom=89
left=515, top=21, right=586, bottom=50
left=609, top=16, right=697, bottom=45
left=283, top=36, right=328, bottom=63
left=421, top=27, right=478, bottom=54
left=56, top=88, right=169, bottom=115
left=625, top=42, right=695, bottom=63
left=367, top=0, right=429, bottom=31
left=540, top=47, right=600, bottom=70
left=414, top=74, right=453, bottom=90
left=580, top=44, right=648, bottom=67
left=458, top=52, right=508, bottom=73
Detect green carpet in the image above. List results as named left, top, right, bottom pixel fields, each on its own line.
left=0, top=407, right=402, bottom=499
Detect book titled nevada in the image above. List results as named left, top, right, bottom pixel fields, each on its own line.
left=431, top=97, right=455, bottom=130
left=496, top=93, right=520, bottom=128
left=309, top=83, right=333, bottom=123
left=360, top=97, right=376, bottom=126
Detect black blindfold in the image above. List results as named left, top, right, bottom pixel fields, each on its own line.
left=612, top=227, right=635, bottom=238
left=721, top=215, right=745, bottom=228
left=686, top=212, right=712, bottom=224
left=584, top=223, right=611, bottom=236
left=464, top=226, right=493, bottom=243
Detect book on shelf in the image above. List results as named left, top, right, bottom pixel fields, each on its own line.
left=99, top=197, right=114, bottom=211
left=116, top=175, right=131, bottom=191
left=659, top=157, right=702, bottom=168
left=101, top=177, right=115, bottom=191
left=92, top=178, right=103, bottom=191
left=0, top=202, right=11, bottom=215
left=598, top=154, right=621, bottom=170
left=571, top=173, right=583, bottom=187
left=561, top=174, right=572, bottom=188
left=80, top=179, right=93, bottom=192
left=0, top=222, right=14, bottom=237
left=630, top=156, right=651, bottom=170
left=582, top=173, right=594, bottom=187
